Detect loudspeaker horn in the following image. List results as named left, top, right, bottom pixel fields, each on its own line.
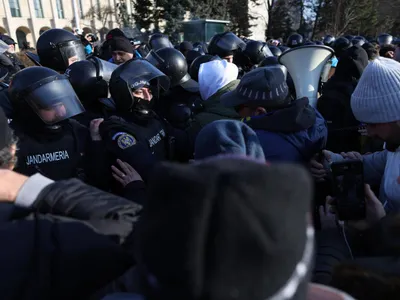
left=278, top=45, right=334, bottom=108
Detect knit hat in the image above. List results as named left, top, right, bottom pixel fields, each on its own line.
left=351, top=57, right=400, bottom=123
left=194, top=120, right=265, bottom=161
left=106, top=28, right=126, bottom=41
left=135, top=157, right=314, bottom=300
left=110, top=37, right=134, bottom=54
left=179, top=41, right=193, bottom=52
left=221, top=65, right=290, bottom=108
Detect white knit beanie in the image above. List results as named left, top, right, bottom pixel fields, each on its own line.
left=351, top=57, right=400, bottom=123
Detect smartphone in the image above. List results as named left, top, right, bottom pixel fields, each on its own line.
left=331, top=160, right=365, bottom=221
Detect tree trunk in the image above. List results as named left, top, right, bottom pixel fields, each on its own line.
left=311, top=0, right=322, bottom=39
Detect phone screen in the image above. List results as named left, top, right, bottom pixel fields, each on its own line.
left=331, top=160, right=365, bottom=221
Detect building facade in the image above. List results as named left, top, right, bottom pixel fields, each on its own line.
left=0, top=0, right=119, bottom=50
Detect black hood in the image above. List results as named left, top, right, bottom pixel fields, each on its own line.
left=333, top=46, right=369, bottom=82
left=246, top=97, right=316, bottom=133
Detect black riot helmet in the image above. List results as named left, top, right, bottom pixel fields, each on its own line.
left=323, top=35, right=335, bottom=47
left=241, top=40, right=273, bottom=65
left=149, top=33, right=174, bottom=51
left=146, top=47, right=193, bottom=89
left=378, top=33, right=393, bottom=46
left=286, top=33, right=304, bottom=48
left=208, top=32, right=246, bottom=58
left=186, top=50, right=203, bottom=68
left=189, top=55, right=220, bottom=82
left=315, top=41, right=324, bottom=45
left=109, top=59, right=170, bottom=112
left=9, top=66, right=84, bottom=126
left=268, top=46, right=282, bottom=57
left=344, top=35, right=355, bottom=41
left=64, top=57, right=117, bottom=107
left=352, top=37, right=365, bottom=47
left=332, top=37, right=351, bottom=58
left=36, top=29, right=86, bottom=72
left=279, top=45, right=290, bottom=53
left=304, top=41, right=315, bottom=45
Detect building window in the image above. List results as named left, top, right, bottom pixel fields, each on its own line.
left=56, top=0, right=64, bottom=19
left=79, top=0, right=84, bottom=19
left=8, top=0, right=21, bottom=17
left=33, top=0, right=44, bottom=18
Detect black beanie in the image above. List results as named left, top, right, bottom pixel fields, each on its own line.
left=135, top=158, right=314, bottom=300
left=110, top=37, right=133, bottom=54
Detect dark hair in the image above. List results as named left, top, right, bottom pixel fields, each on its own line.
left=379, top=44, right=396, bottom=57
left=0, top=132, right=17, bottom=169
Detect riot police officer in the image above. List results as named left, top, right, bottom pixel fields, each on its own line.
left=268, top=45, right=282, bottom=57
left=323, top=35, right=335, bottom=47
left=98, top=59, right=171, bottom=182
left=208, top=32, right=245, bottom=63
left=378, top=33, right=393, bottom=46
left=65, top=56, right=117, bottom=127
left=148, top=33, right=174, bottom=51
left=36, top=28, right=87, bottom=72
left=8, top=66, right=90, bottom=181
left=233, top=40, right=273, bottom=77
left=146, top=47, right=201, bottom=129
left=286, top=33, right=304, bottom=48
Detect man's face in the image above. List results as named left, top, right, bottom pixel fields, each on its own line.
left=112, top=51, right=134, bottom=65
left=38, top=103, right=67, bottom=124
left=132, top=87, right=153, bottom=101
left=223, top=55, right=234, bottom=63
left=366, top=122, right=400, bottom=144
left=7, top=44, right=15, bottom=54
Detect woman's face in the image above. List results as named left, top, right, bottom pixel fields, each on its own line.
left=132, top=87, right=153, bottom=101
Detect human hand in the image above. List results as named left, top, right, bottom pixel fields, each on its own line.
left=111, top=159, right=143, bottom=187
left=309, top=150, right=332, bottom=182
left=326, top=184, right=386, bottom=231
left=90, top=118, right=104, bottom=141
left=340, top=151, right=363, bottom=160
left=0, top=170, right=29, bottom=202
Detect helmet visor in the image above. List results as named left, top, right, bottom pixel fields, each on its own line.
left=90, top=57, right=117, bottom=82
left=119, top=59, right=170, bottom=91
left=214, top=32, right=246, bottom=52
left=58, top=40, right=86, bottom=67
left=150, top=37, right=173, bottom=51
left=0, top=40, right=8, bottom=55
left=260, top=43, right=273, bottom=58
left=26, top=77, right=84, bottom=125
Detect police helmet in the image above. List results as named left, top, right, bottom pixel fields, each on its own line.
left=344, top=35, right=355, bottom=41
left=378, top=33, right=393, bottom=46
left=332, top=37, right=351, bottom=58
left=189, top=55, right=220, bottom=82
left=241, top=40, right=273, bottom=65
left=109, top=59, right=170, bottom=112
left=146, top=47, right=194, bottom=89
left=352, top=37, right=365, bottom=47
left=149, top=33, right=174, bottom=51
left=65, top=57, right=117, bottom=106
left=304, top=41, right=315, bottom=46
left=315, top=41, right=324, bottom=45
left=186, top=50, right=203, bottom=68
left=278, top=45, right=290, bottom=53
left=268, top=45, right=282, bottom=57
left=208, top=32, right=246, bottom=58
left=36, top=29, right=86, bottom=72
left=323, top=35, right=335, bottom=47
left=286, top=33, right=304, bottom=48
left=9, top=66, right=84, bottom=125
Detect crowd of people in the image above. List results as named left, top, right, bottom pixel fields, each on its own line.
left=0, top=27, right=399, bottom=299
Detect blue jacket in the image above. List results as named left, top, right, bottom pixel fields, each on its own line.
left=244, top=98, right=327, bottom=163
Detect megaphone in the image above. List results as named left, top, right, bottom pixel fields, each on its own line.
left=278, top=45, right=334, bottom=108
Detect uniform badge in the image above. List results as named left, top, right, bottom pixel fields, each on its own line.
left=117, top=133, right=137, bottom=149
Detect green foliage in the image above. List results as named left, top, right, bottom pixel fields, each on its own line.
left=268, top=0, right=293, bottom=40
left=133, top=0, right=153, bottom=30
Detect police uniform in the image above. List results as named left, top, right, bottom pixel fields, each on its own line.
left=12, top=120, right=88, bottom=181
left=100, top=113, right=169, bottom=182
